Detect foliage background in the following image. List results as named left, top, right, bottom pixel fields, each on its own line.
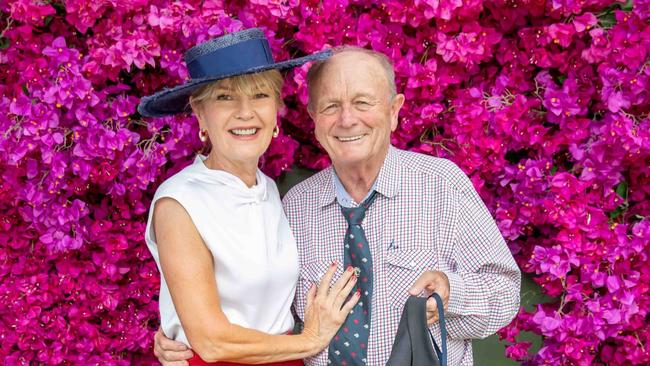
left=0, top=0, right=648, bottom=365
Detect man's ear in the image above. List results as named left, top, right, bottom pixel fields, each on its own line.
left=307, top=102, right=316, bottom=121
left=390, top=94, right=405, bottom=131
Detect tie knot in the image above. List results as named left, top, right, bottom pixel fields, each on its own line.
left=342, top=205, right=367, bottom=225
left=340, top=191, right=377, bottom=226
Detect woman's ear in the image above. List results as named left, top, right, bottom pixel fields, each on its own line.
left=189, top=97, right=205, bottom=128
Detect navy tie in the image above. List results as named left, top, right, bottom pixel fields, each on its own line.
left=328, top=191, right=377, bottom=366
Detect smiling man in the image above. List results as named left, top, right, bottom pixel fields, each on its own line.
left=154, top=46, right=521, bottom=366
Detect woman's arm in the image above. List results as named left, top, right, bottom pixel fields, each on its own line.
left=154, top=198, right=358, bottom=363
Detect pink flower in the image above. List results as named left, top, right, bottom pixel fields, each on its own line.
left=1, top=1, right=649, bottom=364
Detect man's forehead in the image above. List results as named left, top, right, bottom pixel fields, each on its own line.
left=317, top=53, right=387, bottom=92
left=327, top=50, right=383, bottom=72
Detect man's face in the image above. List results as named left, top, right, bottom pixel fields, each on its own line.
left=309, top=51, right=404, bottom=171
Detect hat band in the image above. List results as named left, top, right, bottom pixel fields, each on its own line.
left=186, top=38, right=275, bottom=79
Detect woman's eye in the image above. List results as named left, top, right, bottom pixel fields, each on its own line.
left=254, top=93, right=269, bottom=99
left=215, top=94, right=232, bottom=101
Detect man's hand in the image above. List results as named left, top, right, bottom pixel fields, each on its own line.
left=154, top=328, right=194, bottom=366
left=408, top=271, right=450, bottom=325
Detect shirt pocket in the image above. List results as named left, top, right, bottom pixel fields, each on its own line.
left=299, top=260, right=333, bottom=282
left=384, top=248, right=438, bottom=311
left=295, top=260, right=333, bottom=319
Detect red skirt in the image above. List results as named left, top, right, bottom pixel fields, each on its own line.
left=188, top=356, right=303, bottom=366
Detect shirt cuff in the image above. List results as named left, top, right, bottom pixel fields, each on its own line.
left=445, top=271, right=466, bottom=317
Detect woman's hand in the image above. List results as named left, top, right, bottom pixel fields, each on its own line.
left=153, top=328, right=194, bottom=366
left=301, top=263, right=360, bottom=352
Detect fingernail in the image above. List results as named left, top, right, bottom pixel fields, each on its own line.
left=331, top=261, right=337, bottom=267
left=347, top=265, right=353, bottom=272
left=355, top=288, right=361, bottom=296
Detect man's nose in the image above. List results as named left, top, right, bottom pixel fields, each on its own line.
left=235, top=98, right=254, bottom=120
left=338, top=105, right=357, bottom=127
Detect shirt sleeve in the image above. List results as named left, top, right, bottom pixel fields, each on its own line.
left=441, top=175, right=521, bottom=340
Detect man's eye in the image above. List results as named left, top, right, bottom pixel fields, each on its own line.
left=355, top=100, right=374, bottom=109
left=322, top=104, right=337, bottom=112
left=215, top=94, right=232, bottom=101
left=354, top=101, right=373, bottom=111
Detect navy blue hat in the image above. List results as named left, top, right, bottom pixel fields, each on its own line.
left=137, top=28, right=332, bottom=117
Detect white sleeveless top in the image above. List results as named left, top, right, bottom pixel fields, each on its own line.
left=145, top=155, right=299, bottom=347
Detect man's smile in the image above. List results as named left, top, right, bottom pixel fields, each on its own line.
left=335, top=134, right=367, bottom=142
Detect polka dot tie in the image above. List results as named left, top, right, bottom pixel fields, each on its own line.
left=328, top=191, right=377, bottom=366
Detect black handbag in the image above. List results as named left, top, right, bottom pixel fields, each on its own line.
left=386, top=293, right=448, bottom=366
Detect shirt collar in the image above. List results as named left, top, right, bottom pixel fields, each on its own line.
left=374, top=145, right=401, bottom=199
left=318, top=145, right=401, bottom=207
left=332, top=170, right=376, bottom=208
left=191, top=155, right=268, bottom=204
left=318, top=168, right=337, bottom=208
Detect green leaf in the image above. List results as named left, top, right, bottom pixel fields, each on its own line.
left=609, top=206, right=623, bottom=220
left=599, top=14, right=617, bottom=29
left=616, top=181, right=628, bottom=199
left=51, top=2, right=66, bottom=14
left=0, top=37, right=9, bottom=50
left=44, top=16, right=54, bottom=27
left=598, top=0, right=634, bottom=28
left=550, top=165, right=558, bottom=175
left=621, top=0, right=634, bottom=12
left=21, top=85, right=29, bottom=96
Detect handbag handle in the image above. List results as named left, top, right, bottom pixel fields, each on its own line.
left=427, top=293, right=447, bottom=366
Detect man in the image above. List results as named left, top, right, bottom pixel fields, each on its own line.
left=154, top=47, right=521, bottom=365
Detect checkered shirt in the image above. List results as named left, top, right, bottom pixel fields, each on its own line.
left=282, top=146, right=521, bottom=366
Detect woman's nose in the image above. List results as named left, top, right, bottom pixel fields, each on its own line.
left=235, top=98, right=254, bottom=120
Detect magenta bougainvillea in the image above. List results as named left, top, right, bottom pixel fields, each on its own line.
left=1, top=1, right=648, bottom=365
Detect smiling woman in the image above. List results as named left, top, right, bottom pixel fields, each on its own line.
left=137, top=29, right=360, bottom=366
left=188, top=71, right=284, bottom=187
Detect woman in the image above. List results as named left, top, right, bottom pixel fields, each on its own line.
left=138, top=29, right=359, bottom=365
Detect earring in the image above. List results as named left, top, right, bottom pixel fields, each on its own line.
left=272, top=125, right=280, bottom=138
left=198, top=129, right=208, bottom=142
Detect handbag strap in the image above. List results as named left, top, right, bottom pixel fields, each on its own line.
left=427, top=293, right=448, bottom=366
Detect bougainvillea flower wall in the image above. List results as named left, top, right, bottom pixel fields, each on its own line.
left=1, top=0, right=648, bottom=365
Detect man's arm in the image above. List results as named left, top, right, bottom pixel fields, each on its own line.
left=409, top=173, right=521, bottom=340
left=443, top=180, right=521, bottom=339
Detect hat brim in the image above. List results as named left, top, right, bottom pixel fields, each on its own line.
left=137, top=50, right=332, bottom=117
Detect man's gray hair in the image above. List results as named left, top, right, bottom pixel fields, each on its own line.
left=306, top=46, right=397, bottom=112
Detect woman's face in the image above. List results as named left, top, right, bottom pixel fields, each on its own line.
left=194, top=78, right=278, bottom=167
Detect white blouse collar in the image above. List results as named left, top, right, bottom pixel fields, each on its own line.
left=187, top=155, right=268, bottom=204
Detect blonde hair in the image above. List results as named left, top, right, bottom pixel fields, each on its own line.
left=189, top=69, right=284, bottom=111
